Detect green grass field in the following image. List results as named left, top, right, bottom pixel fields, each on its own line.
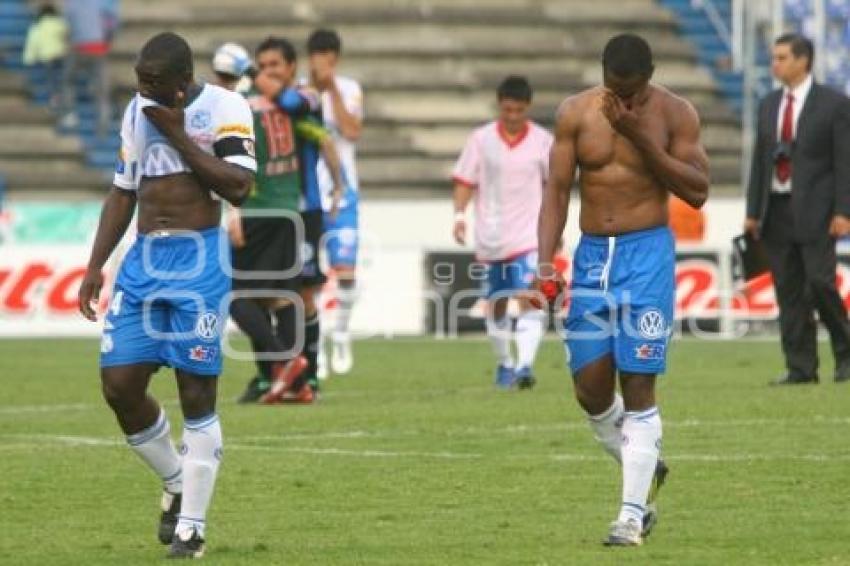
left=1, top=337, right=849, bottom=565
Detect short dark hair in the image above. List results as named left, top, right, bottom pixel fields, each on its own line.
left=775, top=33, right=814, bottom=71
left=602, top=33, right=654, bottom=78
left=37, top=3, right=57, bottom=19
left=497, top=75, right=532, bottom=102
left=140, top=32, right=193, bottom=77
left=256, top=36, right=297, bottom=64
left=307, top=28, right=342, bottom=54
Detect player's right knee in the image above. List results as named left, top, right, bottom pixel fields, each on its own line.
left=100, top=372, right=144, bottom=412
left=572, top=374, right=615, bottom=415
left=100, top=380, right=136, bottom=412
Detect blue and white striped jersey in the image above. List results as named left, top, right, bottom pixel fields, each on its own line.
left=113, top=83, right=256, bottom=192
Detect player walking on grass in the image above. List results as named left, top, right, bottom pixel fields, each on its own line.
left=452, top=75, right=552, bottom=389
left=534, top=34, right=709, bottom=546
left=78, top=33, right=255, bottom=558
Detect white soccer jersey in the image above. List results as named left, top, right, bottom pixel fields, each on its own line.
left=113, top=83, right=256, bottom=192
left=299, top=76, right=364, bottom=210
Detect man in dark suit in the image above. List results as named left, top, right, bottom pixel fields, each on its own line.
left=745, top=33, right=850, bottom=385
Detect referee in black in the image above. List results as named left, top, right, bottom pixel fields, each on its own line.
left=744, top=33, right=850, bottom=385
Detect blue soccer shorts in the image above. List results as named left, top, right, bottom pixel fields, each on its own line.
left=483, top=250, right=538, bottom=299
left=565, top=226, right=674, bottom=376
left=100, top=227, right=230, bottom=376
left=323, top=202, right=359, bottom=268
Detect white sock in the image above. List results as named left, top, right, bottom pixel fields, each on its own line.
left=515, top=309, right=545, bottom=369
left=126, top=409, right=182, bottom=494
left=177, top=413, right=223, bottom=539
left=618, top=407, right=662, bottom=524
left=486, top=316, right=513, bottom=367
left=334, top=281, right=357, bottom=336
left=587, top=394, right=624, bottom=464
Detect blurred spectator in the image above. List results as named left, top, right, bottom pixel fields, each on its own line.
left=59, top=0, right=119, bottom=137
left=22, top=3, right=67, bottom=110
left=668, top=195, right=705, bottom=242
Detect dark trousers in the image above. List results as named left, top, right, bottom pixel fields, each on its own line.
left=762, top=194, right=850, bottom=376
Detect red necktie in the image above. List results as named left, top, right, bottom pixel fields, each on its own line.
left=776, top=93, right=794, bottom=183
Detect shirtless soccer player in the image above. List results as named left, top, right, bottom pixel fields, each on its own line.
left=78, top=33, right=255, bottom=558
left=535, top=34, right=709, bottom=546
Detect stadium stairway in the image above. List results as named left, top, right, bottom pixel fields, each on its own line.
left=658, top=0, right=772, bottom=117
left=0, top=0, right=113, bottom=197
left=0, top=0, right=745, bottom=198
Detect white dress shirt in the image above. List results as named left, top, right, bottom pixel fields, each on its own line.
left=772, top=73, right=813, bottom=193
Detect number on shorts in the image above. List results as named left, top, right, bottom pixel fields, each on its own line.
left=109, top=290, right=123, bottom=317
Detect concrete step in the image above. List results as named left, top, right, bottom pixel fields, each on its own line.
left=0, top=99, right=54, bottom=125
left=0, top=158, right=109, bottom=190
left=359, top=156, right=453, bottom=187
left=120, top=0, right=675, bottom=28
left=113, top=24, right=693, bottom=62
left=0, top=127, right=82, bottom=156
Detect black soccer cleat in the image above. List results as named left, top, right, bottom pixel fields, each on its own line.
left=237, top=374, right=270, bottom=404
left=167, top=527, right=205, bottom=559
left=514, top=366, right=536, bottom=390
left=642, top=459, right=670, bottom=539
left=158, top=491, right=182, bottom=545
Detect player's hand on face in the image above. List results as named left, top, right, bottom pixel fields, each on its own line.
left=142, top=90, right=186, bottom=139
left=78, top=268, right=104, bottom=322
left=310, top=64, right=334, bottom=90
left=830, top=214, right=850, bottom=238
left=452, top=217, right=466, bottom=245
left=254, top=72, right=284, bottom=99
left=600, top=89, right=641, bottom=138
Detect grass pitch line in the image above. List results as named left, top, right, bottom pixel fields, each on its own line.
left=4, top=434, right=850, bottom=464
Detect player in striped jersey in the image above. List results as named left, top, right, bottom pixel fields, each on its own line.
left=78, top=32, right=255, bottom=558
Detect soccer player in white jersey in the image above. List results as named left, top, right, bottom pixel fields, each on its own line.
left=452, top=76, right=553, bottom=389
left=77, top=33, right=255, bottom=558
left=305, top=28, right=364, bottom=376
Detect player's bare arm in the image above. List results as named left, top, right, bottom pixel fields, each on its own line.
left=600, top=90, right=709, bottom=208
left=318, top=135, right=345, bottom=217
left=143, top=92, right=252, bottom=206
left=537, top=97, right=579, bottom=280
left=326, top=80, right=362, bottom=140
left=79, top=188, right=138, bottom=321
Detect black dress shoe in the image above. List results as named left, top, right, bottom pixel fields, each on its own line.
left=769, top=373, right=819, bottom=386
left=835, top=360, right=850, bottom=382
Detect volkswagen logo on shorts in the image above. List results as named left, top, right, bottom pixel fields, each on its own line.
left=637, top=308, right=666, bottom=340
left=195, top=311, right=220, bottom=342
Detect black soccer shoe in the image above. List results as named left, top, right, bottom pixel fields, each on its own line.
left=514, top=366, right=536, bottom=390
left=158, top=491, right=181, bottom=545
left=167, top=527, right=205, bottom=559
left=237, top=374, right=270, bottom=404
left=642, top=459, right=670, bottom=538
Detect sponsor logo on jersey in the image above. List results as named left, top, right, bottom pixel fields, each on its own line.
left=189, top=109, right=212, bottom=129
left=142, top=142, right=187, bottom=177
left=189, top=344, right=217, bottom=363
left=637, top=308, right=667, bottom=340
left=195, top=311, right=220, bottom=342
left=216, top=123, right=251, bottom=137
left=635, top=343, right=665, bottom=361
